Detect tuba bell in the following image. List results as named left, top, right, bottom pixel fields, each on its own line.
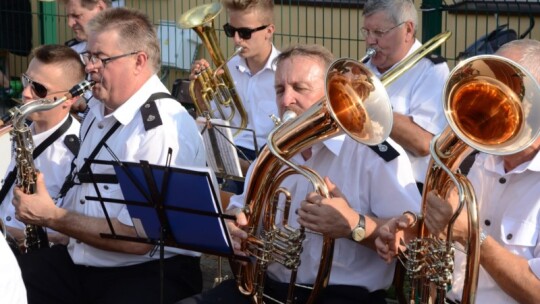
left=397, top=55, right=540, bottom=304
left=178, top=3, right=248, bottom=135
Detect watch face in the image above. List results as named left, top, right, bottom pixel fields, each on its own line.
left=352, top=227, right=365, bottom=242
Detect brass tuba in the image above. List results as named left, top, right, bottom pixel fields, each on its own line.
left=398, top=55, right=540, bottom=304
left=178, top=3, right=248, bottom=134
left=237, top=32, right=452, bottom=304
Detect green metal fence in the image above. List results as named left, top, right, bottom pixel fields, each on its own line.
left=1, top=0, right=539, bottom=109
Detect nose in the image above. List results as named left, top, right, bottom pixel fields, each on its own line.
left=21, top=85, right=33, bottom=101
left=84, top=60, right=97, bottom=74
left=233, top=32, right=243, bottom=44
left=366, top=34, right=378, bottom=46
left=279, top=88, right=296, bottom=109
left=67, top=17, right=76, bottom=28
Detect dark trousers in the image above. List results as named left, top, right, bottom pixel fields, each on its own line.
left=17, top=245, right=203, bottom=304
left=178, top=277, right=387, bottom=304
left=221, top=146, right=257, bottom=194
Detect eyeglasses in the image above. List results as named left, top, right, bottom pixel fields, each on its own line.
left=361, top=22, right=405, bottom=40
left=80, top=51, right=139, bottom=67
left=21, top=73, right=67, bottom=98
left=223, top=23, right=269, bottom=40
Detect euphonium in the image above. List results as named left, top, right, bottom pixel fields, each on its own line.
left=11, top=80, right=94, bottom=253
left=398, top=55, right=540, bottom=304
left=237, top=31, right=452, bottom=304
left=178, top=3, right=248, bottom=134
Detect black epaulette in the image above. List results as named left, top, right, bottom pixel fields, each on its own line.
left=368, top=140, right=400, bottom=162
left=63, top=134, right=80, bottom=156
left=425, top=53, right=447, bottom=65
left=64, top=38, right=82, bottom=48
left=140, top=92, right=173, bottom=131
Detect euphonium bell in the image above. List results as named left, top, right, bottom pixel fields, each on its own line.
left=178, top=3, right=248, bottom=135
left=398, top=55, right=540, bottom=304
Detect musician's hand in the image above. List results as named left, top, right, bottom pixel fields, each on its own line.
left=189, top=59, right=211, bottom=80
left=225, top=208, right=248, bottom=257
left=424, top=190, right=468, bottom=245
left=12, top=172, right=57, bottom=227
left=297, top=177, right=358, bottom=238
left=375, top=214, right=415, bottom=263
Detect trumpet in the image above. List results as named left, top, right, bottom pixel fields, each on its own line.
left=178, top=3, right=248, bottom=135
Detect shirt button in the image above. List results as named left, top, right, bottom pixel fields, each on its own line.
left=80, top=199, right=85, bottom=205
left=76, top=240, right=82, bottom=244
left=507, top=233, right=513, bottom=240
left=104, top=185, right=109, bottom=190
left=6, top=216, right=11, bottom=222
left=484, top=219, right=491, bottom=226
left=98, top=123, right=104, bottom=129
left=499, top=177, right=507, bottom=184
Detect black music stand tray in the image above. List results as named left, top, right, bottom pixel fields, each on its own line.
left=85, top=159, right=238, bottom=258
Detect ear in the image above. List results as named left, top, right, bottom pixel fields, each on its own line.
left=96, top=0, right=107, bottom=11
left=133, top=51, right=148, bottom=74
left=405, top=21, right=415, bottom=40
left=265, top=23, right=275, bottom=40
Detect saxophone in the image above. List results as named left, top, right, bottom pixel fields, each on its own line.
left=11, top=80, right=94, bottom=253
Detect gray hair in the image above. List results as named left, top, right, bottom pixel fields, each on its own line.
left=59, top=0, right=112, bottom=9
left=86, top=7, right=160, bottom=72
left=497, top=39, right=540, bottom=82
left=363, top=0, right=418, bottom=30
left=273, top=44, right=335, bottom=70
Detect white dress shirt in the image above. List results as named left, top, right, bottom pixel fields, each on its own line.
left=0, top=114, right=80, bottom=230
left=366, top=39, right=450, bottom=182
left=64, top=75, right=206, bottom=267
left=226, top=45, right=280, bottom=151
left=229, top=136, right=421, bottom=291
left=448, top=152, right=540, bottom=303
left=0, top=236, right=27, bottom=304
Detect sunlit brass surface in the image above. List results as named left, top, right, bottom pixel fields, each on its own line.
left=178, top=3, right=248, bottom=135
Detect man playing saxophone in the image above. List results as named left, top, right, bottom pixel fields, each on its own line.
left=179, top=44, right=421, bottom=304
left=376, top=39, right=540, bottom=304
left=190, top=0, right=280, bottom=192
left=12, top=8, right=206, bottom=304
left=0, top=44, right=85, bottom=248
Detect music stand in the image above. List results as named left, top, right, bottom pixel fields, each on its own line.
left=85, top=158, right=240, bottom=258
left=196, top=116, right=258, bottom=182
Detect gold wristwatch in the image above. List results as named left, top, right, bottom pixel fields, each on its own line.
left=351, top=213, right=366, bottom=242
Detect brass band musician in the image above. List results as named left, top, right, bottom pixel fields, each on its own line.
left=179, top=44, right=421, bottom=304
left=0, top=45, right=84, bottom=248
left=362, top=0, right=450, bottom=189
left=376, top=39, right=540, bottom=304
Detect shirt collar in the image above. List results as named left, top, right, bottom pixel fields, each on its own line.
left=31, top=114, right=71, bottom=145
left=235, top=44, right=280, bottom=76
left=485, top=150, right=540, bottom=175
left=90, top=75, right=166, bottom=125
left=311, top=134, right=346, bottom=157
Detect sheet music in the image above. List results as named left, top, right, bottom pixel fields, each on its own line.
left=196, top=117, right=243, bottom=179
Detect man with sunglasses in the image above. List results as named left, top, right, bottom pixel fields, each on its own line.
left=13, top=8, right=206, bottom=304
left=190, top=0, right=280, bottom=193
left=362, top=0, right=450, bottom=191
left=0, top=44, right=85, bottom=248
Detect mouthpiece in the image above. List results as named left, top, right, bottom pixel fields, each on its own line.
left=361, top=48, right=377, bottom=64
left=67, top=80, right=95, bottom=99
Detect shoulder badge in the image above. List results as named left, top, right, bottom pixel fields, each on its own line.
left=367, top=140, right=400, bottom=162
left=63, top=134, right=80, bottom=156
left=425, top=53, right=447, bottom=65
left=64, top=38, right=82, bottom=48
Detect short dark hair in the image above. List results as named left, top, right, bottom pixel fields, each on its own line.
left=31, top=44, right=86, bottom=86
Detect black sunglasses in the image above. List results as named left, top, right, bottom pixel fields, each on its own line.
left=21, top=73, right=67, bottom=99
left=223, top=23, right=268, bottom=40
